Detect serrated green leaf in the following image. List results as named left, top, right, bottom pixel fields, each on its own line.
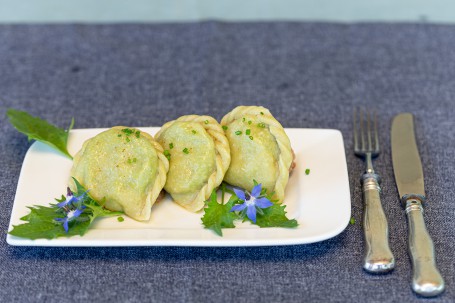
left=6, top=108, right=73, bottom=159
left=255, top=203, right=298, bottom=228
left=201, top=191, right=237, bottom=236
left=85, top=199, right=122, bottom=223
left=10, top=220, right=69, bottom=240
left=19, top=205, right=61, bottom=222
left=9, top=204, right=91, bottom=239
left=9, top=178, right=123, bottom=240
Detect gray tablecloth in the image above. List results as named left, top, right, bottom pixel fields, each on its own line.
left=0, top=22, right=454, bottom=302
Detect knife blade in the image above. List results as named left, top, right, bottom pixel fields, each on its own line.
left=391, top=113, right=445, bottom=297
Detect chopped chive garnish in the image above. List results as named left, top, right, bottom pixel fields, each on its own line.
left=204, top=120, right=209, bottom=124
left=248, top=120, right=252, bottom=125
left=257, top=122, right=266, bottom=128
left=246, top=129, right=251, bottom=135
left=242, top=117, right=246, bottom=122
left=133, top=158, right=137, bottom=163
left=260, top=111, right=264, bottom=115
left=164, top=150, right=171, bottom=160
left=121, top=128, right=134, bottom=135
left=350, top=217, right=355, bottom=225
left=192, top=130, right=197, bottom=134
left=235, top=131, right=242, bottom=135
left=121, top=128, right=136, bottom=142
left=169, top=143, right=174, bottom=149
left=117, top=216, right=125, bottom=222
left=305, top=168, right=310, bottom=175
left=222, top=125, right=228, bottom=131
left=249, top=136, right=254, bottom=140
left=183, top=148, right=189, bottom=154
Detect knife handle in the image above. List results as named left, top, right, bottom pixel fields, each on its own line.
left=362, top=173, right=395, bottom=273
left=405, top=198, right=445, bottom=297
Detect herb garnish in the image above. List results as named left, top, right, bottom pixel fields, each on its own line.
left=121, top=128, right=134, bottom=135
left=183, top=147, right=189, bottom=154
left=201, top=181, right=298, bottom=236
left=8, top=178, right=122, bottom=239
left=6, top=109, right=74, bottom=159
left=235, top=131, right=242, bottom=135
left=204, top=120, right=209, bottom=124
left=192, top=130, right=197, bottom=134
left=201, top=189, right=237, bottom=236
left=305, top=168, right=310, bottom=175
left=222, top=126, right=228, bottom=131
left=164, top=150, right=171, bottom=160
left=245, top=129, right=251, bottom=135
left=249, top=136, right=254, bottom=140
left=350, top=217, right=356, bottom=225
left=257, top=122, right=266, bottom=128
left=169, top=143, right=174, bottom=149
left=121, top=128, right=140, bottom=143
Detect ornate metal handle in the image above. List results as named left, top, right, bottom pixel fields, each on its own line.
left=405, top=198, right=445, bottom=297
left=362, top=173, right=395, bottom=273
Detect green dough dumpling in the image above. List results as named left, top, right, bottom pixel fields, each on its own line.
left=70, top=126, right=169, bottom=221
left=155, top=115, right=230, bottom=212
left=221, top=106, right=293, bottom=202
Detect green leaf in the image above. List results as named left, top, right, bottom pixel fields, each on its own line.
left=9, top=178, right=123, bottom=240
left=9, top=204, right=91, bottom=240
left=201, top=190, right=237, bottom=236
left=84, top=199, right=122, bottom=224
left=255, top=203, right=298, bottom=228
left=6, top=108, right=73, bottom=159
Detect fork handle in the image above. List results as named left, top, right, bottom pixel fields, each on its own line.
left=362, top=173, right=395, bottom=273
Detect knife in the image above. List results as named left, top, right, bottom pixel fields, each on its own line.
left=391, top=113, right=445, bottom=297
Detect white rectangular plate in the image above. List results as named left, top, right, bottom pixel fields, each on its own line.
left=7, top=128, right=350, bottom=247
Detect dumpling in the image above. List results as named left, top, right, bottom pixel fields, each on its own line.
left=220, top=106, right=293, bottom=202
left=69, top=126, right=169, bottom=221
left=155, top=115, right=230, bottom=212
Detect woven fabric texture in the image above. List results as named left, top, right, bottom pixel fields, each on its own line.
left=0, top=23, right=454, bottom=302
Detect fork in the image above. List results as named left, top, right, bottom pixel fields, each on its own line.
left=353, top=108, right=395, bottom=273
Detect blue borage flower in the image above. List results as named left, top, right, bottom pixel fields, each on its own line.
left=230, top=183, right=273, bottom=223
left=54, top=206, right=86, bottom=232
left=54, top=188, right=88, bottom=233
left=56, top=188, right=88, bottom=209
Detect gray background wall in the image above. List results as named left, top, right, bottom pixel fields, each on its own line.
left=0, top=0, right=453, bottom=23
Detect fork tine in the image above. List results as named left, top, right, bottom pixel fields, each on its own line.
left=354, top=108, right=380, bottom=154
left=360, top=109, right=365, bottom=151
left=367, top=110, right=372, bottom=151
left=373, top=110, right=379, bottom=151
